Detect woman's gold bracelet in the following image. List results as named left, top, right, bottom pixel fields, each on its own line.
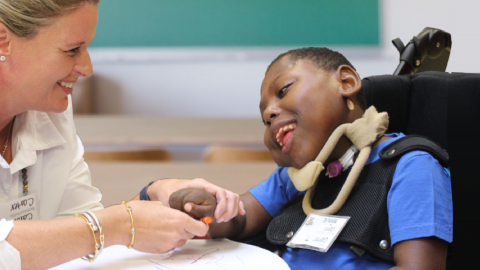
left=75, top=213, right=100, bottom=262
left=121, top=201, right=135, bottom=249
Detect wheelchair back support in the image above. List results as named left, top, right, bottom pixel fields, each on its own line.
left=363, top=70, right=480, bottom=265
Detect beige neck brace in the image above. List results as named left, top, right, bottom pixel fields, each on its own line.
left=287, top=106, right=389, bottom=215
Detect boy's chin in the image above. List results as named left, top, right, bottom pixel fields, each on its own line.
left=291, top=159, right=312, bottom=170
left=274, top=155, right=311, bottom=169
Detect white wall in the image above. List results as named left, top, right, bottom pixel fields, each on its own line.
left=85, top=0, right=479, bottom=117
left=88, top=48, right=395, bottom=117
left=383, top=0, right=480, bottom=73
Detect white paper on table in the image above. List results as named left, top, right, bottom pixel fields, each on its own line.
left=50, top=239, right=291, bottom=270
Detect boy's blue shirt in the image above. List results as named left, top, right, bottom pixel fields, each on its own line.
left=249, top=133, right=453, bottom=270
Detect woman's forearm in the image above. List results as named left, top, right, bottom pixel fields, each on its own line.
left=6, top=200, right=209, bottom=270
left=6, top=204, right=130, bottom=270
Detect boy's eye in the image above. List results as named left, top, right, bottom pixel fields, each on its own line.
left=279, top=83, right=293, bottom=97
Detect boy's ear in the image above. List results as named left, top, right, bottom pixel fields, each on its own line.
left=334, top=65, right=362, bottom=99
left=0, top=23, right=13, bottom=61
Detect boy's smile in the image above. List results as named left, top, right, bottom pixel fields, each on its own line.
left=260, top=57, right=354, bottom=169
left=272, top=120, right=296, bottom=153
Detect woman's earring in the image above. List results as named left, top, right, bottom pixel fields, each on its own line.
left=0, top=56, right=5, bottom=62
left=347, top=99, right=355, bottom=111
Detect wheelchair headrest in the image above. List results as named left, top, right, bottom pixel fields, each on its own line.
left=363, top=71, right=480, bottom=152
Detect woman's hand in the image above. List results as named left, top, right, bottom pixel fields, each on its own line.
left=102, top=200, right=209, bottom=254
left=146, top=178, right=246, bottom=223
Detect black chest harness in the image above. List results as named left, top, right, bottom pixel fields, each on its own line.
left=266, top=135, right=449, bottom=262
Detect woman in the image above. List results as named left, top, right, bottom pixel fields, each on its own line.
left=0, top=1, right=244, bottom=269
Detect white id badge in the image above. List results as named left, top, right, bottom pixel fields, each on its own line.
left=286, top=213, right=350, bottom=253
left=0, top=193, right=38, bottom=221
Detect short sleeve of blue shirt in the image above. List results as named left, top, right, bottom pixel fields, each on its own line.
left=366, top=133, right=453, bottom=245
left=387, top=151, right=453, bottom=245
left=249, top=166, right=305, bottom=217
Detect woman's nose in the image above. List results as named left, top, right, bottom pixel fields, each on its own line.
left=74, top=50, right=93, bottom=77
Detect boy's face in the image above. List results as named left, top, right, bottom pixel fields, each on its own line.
left=260, top=57, right=349, bottom=169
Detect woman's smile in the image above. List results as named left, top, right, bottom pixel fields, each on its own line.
left=56, top=80, right=76, bottom=95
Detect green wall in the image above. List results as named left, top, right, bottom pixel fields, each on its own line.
left=90, top=0, right=379, bottom=47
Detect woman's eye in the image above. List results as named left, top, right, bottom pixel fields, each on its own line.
left=66, top=47, right=80, bottom=56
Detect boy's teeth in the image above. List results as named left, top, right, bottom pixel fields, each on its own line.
left=275, top=123, right=297, bottom=147
left=276, top=124, right=293, bottom=138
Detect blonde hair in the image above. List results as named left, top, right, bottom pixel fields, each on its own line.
left=0, top=0, right=100, bottom=38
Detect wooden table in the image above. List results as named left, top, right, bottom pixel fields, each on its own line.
left=74, top=116, right=266, bottom=147
left=89, top=161, right=278, bottom=207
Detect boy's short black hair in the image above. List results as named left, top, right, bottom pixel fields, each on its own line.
left=268, top=47, right=367, bottom=110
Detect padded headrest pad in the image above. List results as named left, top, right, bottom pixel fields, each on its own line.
left=364, top=71, right=453, bottom=151
left=362, top=74, right=410, bottom=134
left=364, top=71, right=480, bottom=152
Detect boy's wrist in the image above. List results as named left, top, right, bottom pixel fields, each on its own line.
left=140, top=181, right=156, bottom=201
left=146, top=180, right=162, bottom=202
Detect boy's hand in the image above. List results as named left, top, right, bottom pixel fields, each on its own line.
left=146, top=178, right=246, bottom=223
left=169, top=188, right=217, bottom=220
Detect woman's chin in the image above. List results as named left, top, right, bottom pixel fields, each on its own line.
left=45, top=97, right=69, bottom=113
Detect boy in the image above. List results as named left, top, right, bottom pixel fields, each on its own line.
left=170, top=48, right=453, bottom=270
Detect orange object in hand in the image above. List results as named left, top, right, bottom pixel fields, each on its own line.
left=200, top=217, right=212, bottom=224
